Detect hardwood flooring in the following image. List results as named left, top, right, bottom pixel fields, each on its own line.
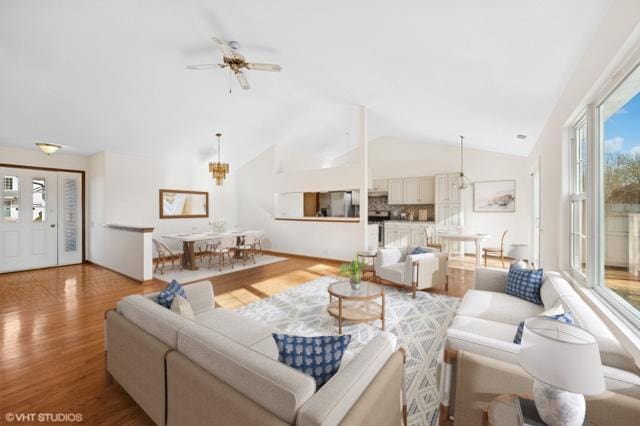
left=0, top=253, right=488, bottom=424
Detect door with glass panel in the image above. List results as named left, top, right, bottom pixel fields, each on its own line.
left=0, top=167, right=82, bottom=272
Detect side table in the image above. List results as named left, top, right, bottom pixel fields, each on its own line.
left=357, top=250, right=378, bottom=282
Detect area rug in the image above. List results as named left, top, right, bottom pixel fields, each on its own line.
left=235, top=276, right=460, bottom=426
left=153, top=255, right=287, bottom=283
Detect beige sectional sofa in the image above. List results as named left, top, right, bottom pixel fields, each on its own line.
left=105, top=281, right=406, bottom=426
left=439, top=268, right=640, bottom=424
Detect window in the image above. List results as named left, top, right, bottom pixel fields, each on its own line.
left=597, top=63, right=640, bottom=314
left=2, top=175, right=19, bottom=222
left=32, top=178, right=46, bottom=222
left=570, top=118, right=588, bottom=276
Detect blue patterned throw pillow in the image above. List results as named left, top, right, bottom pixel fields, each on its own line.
left=272, top=333, right=351, bottom=388
left=506, top=263, right=544, bottom=305
left=411, top=247, right=430, bottom=255
left=157, top=279, right=187, bottom=308
left=513, top=312, right=574, bottom=344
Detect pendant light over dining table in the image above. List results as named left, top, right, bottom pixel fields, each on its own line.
left=456, top=135, right=472, bottom=190
left=209, top=132, right=229, bottom=186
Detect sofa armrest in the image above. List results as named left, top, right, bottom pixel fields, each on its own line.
left=183, top=280, right=215, bottom=314
left=406, top=252, right=448, bottom=289
left=297, top=332, right=398, bottom=426
left=473, top=268, right=508, bottom=293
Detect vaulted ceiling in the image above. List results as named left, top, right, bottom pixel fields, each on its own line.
left=0, top=0, right=612, bottom=165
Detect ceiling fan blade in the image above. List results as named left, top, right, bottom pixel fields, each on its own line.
left=235, top=71, right=251, bottom=90
left=186, top=64, right=223, bottom=70
left=211, top=37, right=234, bottom=58
left=246, top=63, right=282, bottom=72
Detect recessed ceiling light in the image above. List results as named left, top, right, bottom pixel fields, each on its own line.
left=35, top=142, right=62, bottom=155
left=516, top=134, right=527, bottom=140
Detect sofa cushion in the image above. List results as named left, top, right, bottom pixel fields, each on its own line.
left=158, top=279, right=187, bottom=308
left=250, top=335, right=279, bottom=360
left=456, top=289, right=545, bottom=326
left=144, top=280, right=214, bottom=315
left=194, top=308, right=275, bottom=347
left=451, top=316, right=519, bottom=342
left=117, top=294, right=193, bottom=347
left=505, top=265, right=544, bottom=305
left=177, top=322, right=316, bottom=423
left=273, top=333, right=351, bottom=388
left=379, top=263, right=405, bottom=284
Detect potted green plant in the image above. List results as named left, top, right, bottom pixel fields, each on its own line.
left=339, top=258, right=365, bottom=290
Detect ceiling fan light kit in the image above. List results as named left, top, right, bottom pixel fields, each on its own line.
left=187, top=37, right=282, bottom=92
left=209, top=133, right=229, bottom=186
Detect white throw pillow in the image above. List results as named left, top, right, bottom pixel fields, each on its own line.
left=171, top=295, right=195, bottom=320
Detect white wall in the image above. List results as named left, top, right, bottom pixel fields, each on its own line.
left=527, top=0, right=640, bottom=270
left=236, top=146, right=363, bottom=261
left=98, top=152, right=236, bottom=250
left=369, top=137, right=531, bottom=254
left=0, top=146, right=88, bottom=171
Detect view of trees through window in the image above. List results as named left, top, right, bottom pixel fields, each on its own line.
left=601, top=66, right=640, bottom=310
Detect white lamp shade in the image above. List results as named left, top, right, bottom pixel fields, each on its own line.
left=519, top=317, right=606, bottom=395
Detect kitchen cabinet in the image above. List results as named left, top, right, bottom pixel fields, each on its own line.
left=372, top=179, right=389, bottom=192
left=352, top=190, right=360, bottom=205
left=388, top=179, right=404, bottom=204
left=435, top=173, right=461, bottom=203
left=387, top=176, right=435, bottom=205
left=418, top=176, right=435, bottom=203
left=403, top=178, right=419, bottom=204
left=384, top=222, right=434, bottom=248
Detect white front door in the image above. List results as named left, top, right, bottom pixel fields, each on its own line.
left=1, top=168, right=58, bottom=272
left=0, top=167, right=83, bottom=272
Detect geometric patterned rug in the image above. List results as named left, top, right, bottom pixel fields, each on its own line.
left=235, top=275, right=460, bottom=426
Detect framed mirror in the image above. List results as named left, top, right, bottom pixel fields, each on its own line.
left=159, top=189, right=209, bottom=219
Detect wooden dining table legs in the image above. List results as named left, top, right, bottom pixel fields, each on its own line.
left=181, top=241, right=198, bottom=271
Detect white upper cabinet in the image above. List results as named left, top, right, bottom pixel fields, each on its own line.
left=388, top=179, right=404, bottom=204
left=435, top=174, right=449, bottom=203
left=372, top=179, right=389, bottom=192
left=386, top=176, right=435, bottom=205
left=418, top=176, right=435, bottom=204
left=403, top=178, right=419, bottom=204
left=435, top=173, right=461, bottom=203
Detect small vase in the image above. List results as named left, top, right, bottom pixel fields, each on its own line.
left=350, top=275, right=361, bottom=290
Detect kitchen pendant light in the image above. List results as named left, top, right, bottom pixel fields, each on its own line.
left=456, top=135, right=472, bottom=190
left=209, top=133, right=229, bottom=186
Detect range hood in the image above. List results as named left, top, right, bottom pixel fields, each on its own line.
left=368, top=189, right=388, bottom=196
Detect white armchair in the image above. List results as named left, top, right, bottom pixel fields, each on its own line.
left=375, top=246, right=448, bottom=297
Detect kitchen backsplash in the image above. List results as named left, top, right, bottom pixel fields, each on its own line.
left=369, top=196, right=434, bottom=220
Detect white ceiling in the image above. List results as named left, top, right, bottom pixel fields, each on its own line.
left=0, top=0, right=612, bottom=165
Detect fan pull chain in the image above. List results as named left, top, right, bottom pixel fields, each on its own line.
left=229, top=68, right=232, bottom=94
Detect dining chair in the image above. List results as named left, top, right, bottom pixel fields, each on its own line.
left=204, top=239, right=221, bottom=266
left=211, top=234, right=236, bottom=272
left=253, top=231, right=265, bottom=255
left=482, top=229, right=508, bottom=268
left=236, top=232, right=257, bottom=265
left=152, top=239, right=182, bottom=274
left=423, top=227, right=442, bottom=251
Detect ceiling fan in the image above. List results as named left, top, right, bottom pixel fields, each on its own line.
left=187, top=37, right=282, bottom=91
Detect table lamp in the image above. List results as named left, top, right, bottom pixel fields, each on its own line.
left=519, top=317, right=605, bottom=426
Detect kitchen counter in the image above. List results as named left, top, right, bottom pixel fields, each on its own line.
left=384, top=220, right=435, bottom=224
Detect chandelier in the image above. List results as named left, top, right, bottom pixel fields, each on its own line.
left=209, top=133, right=229, bottom=186
left=456, top=135, right=472, bottom=190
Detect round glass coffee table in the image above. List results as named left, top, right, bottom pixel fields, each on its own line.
left=327, top=281, right=385, bottom=334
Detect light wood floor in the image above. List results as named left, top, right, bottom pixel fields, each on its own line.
left=0, top=253, right=495, bottom=424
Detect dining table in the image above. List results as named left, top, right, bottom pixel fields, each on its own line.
left=162, top=230, right=250, bottom=271
left=437, top=231, right=491, bottom=266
